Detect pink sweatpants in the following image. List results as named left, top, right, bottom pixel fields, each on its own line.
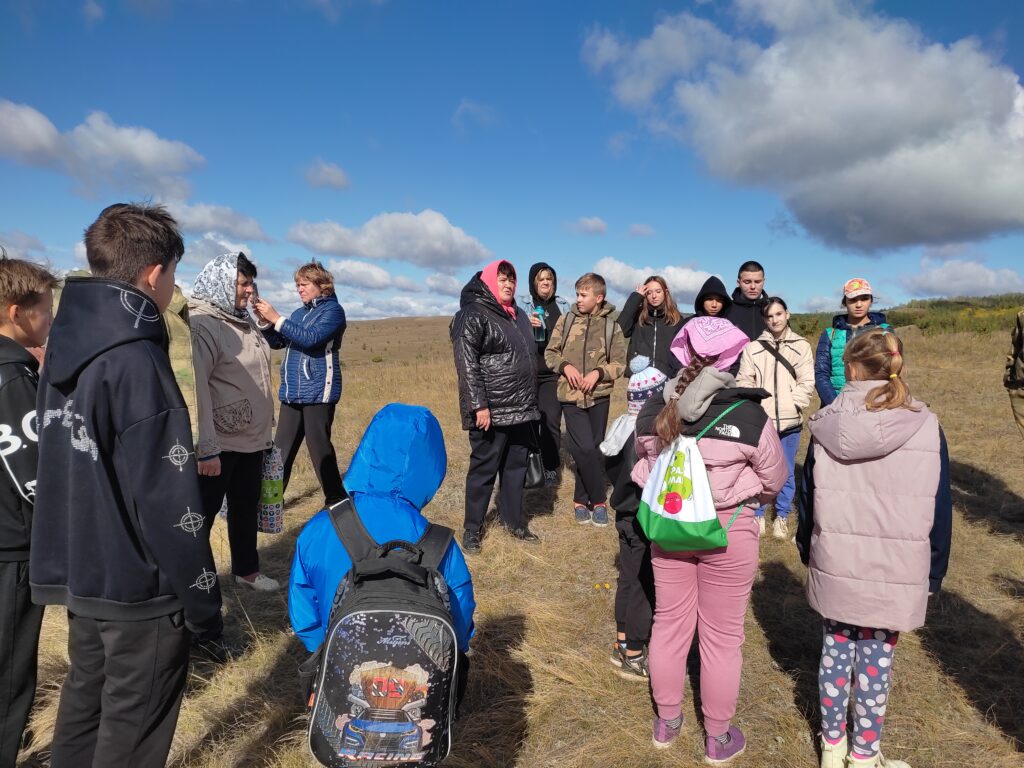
left=648, top=513, right=759, bottom=736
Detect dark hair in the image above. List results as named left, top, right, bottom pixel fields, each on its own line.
left=84, top=203, right=184, bottom=284
left=638, top=275, right=682, bottom=327
left=737, top=260, right=764, bottom=277
left=236, top=252, right=257, bottom=280
left=0, top=253, right=59, bottom=309
left=294, top=261, right=335, bottom=297
left=761, top=296, right=788, bottom=317
left=654, top=339, right=719, bottom=442
left=497, top=261, right=517, bottom=280
left=844, top=329, right=917, bottom=412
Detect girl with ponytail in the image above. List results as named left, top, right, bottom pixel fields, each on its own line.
left=797, top=329, right=952, bottom=768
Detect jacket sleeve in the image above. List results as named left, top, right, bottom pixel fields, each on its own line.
left=190, top=320, right=221, bottom=460
left=119, top=409, right=223, bottom=638
left=276, top=302, right=346, bottom=351
left=261, top=324, right=288, bottom=350
left=598, top=321, right=627, bottom=382
left=617, top=292, right=644, bottom=338
left=929, top=428, right=953, bottom=593
left=752, top=416, right=787, bottom=499
left=796, top=440, right=816, bottom=565
left=631, top=434, right=663, bottom=487
left=544, top=314, right=569, bottom=374
left=792, top=340, right=816, bottom=411
left=288, top=531, right=324, bottom=653
left=814, top=329, right=838, bottom=406
left=440, top=540, right=476, bottom=653
left=735, top=344, right=757, bottom=388
left=0, top=373, right=40, bottom=504
left=1006, top=310, right=1024, bottom=388
left=452, top=312, right=489, bottom=414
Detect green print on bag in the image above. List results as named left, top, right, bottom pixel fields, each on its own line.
left=638, top=401, right=746, bottom=552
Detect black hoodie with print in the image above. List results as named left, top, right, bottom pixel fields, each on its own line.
left=527, top=262, right=563, bottom=378
left=0, top=336, right=41, bottom=562
left=30, top=277, right=222, bottom=637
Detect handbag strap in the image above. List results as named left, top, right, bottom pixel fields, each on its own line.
left=758, top=339, right=797, bottom=380
left=723, top=504, right=744, bottom=531
left=694, top=400, right=745, bottom=441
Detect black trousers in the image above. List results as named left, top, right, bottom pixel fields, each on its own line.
left=276, top=402, right=345, bottom=505
left=464, top=423, right=531, bottom=533
left=198, top=450, right=263, bottom=577
left=0, top=560, right=43, bottom=767
left=49, top=611, right=191, bottom=768
left=561, top=398, right=611, bottom=507
left=615, top=513, right=655, bottom=650
left=537, top=376, right=562, bottom=472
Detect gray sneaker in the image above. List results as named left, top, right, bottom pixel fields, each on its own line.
left=574, top=504, right=591, bottom=525
left=617, top=649, right=649, bottom=682
left=591, top=504, right=609, bottom=527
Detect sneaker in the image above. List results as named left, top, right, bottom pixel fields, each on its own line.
left=234, top=573, right=279, bottom=592
left=652, top=716, right=681, bottom=749
left=618, top=649, right=649, bottom=682
left=847, top=753, right=911, bottom=768
left=574, top=503, right=591, bottom=525
left=756, top=516, right=766, bottom=537
left=772, top=516, right=789, bottom=539
left=462, top=530, right=482, bottom=554
left=505, top=525, right=540, bottom=542
left=543, top=469, right=559, bottom=487
left=820, top=735, right=847, bottom=768
left=610, top=641, right=626, bottom=668
left=705, top=725, right=746, bottom=764
left=591, top=504, right=609, bottom=527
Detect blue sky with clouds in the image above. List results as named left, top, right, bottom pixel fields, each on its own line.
left=2, top=0, right=1023, bottom=318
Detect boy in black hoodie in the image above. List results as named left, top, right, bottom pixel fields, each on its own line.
left=726, top=260, right=769, bottom=341
left=31, top=204, right=224, bottom=768
left=0, top=255, right=58, bottom=767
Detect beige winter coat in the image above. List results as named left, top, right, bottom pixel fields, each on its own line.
left=189, top=299, right=275, bottom=459
left=544, top=302, right=626, bottom=408
left=736, top=328, right=814, bottom=433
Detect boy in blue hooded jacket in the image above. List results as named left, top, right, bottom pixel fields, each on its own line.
left=288, top=404, right=476, bottom=658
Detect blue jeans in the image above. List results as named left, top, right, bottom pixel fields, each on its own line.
left=755, top=429, right=801, bottom=519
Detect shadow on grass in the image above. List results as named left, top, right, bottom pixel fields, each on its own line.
left=749, top=561, right=822, bottom=739
left=446, top=614, right=532, bottom=768
left=992, top=575, right=1024, bottom=600
left=949, top=460, right=1024, bottom=541
left=919, top=589, right=1024, bottom=751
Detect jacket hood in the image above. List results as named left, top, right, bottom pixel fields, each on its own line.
left=191, top=253, right=244, bottom=317
left=569, top=300, right=616, bottom=318
left=831, top=310, right=888, bottom=330
left=809, top=381, right=932, bottom=461
left=45, top=277, right=166, bottom=388
left=731, top=286, right=769, bottom=308
left=695, top=276, right=732, bottom=316
left=754, top=327, right=804, bottom=345
left=344, top=403, right=447, bottom=510
left=528, top=261, right=558, bottom=305
left=669, top=367, right=735, bottom=422
left=0, top=334, right=38, bottom=369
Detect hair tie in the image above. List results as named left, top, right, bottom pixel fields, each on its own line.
left=670, top=392, right=681, bottom=401
left=889, top=350, right=900, bottom=357
left=889, top=373, right=898, bottom=379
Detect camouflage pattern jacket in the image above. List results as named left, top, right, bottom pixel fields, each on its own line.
left=544, top=302, right=627, bottom=408
left=1006, top=307, right=1024, bottom=390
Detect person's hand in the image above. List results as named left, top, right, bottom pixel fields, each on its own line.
left=475, top=408, right=492, bottom=431
left=529, top=314, right=542, bottom=328
left=252, top=298, right=281, bottom=325
left=579, top=370, right=601, bottom=393
left=635, top=283, right=645, bottom=295
left=563, top=364, right=583, bottom=389
left=198, top=457, right=222, bottom=477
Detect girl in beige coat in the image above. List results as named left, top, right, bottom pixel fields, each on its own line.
left=736, top=297, right=814, bottom=538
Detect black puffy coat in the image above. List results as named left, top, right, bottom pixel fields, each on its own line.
left=451, top=275, right=540, bottom=430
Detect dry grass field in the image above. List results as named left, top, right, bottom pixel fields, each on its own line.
left=17, top=320, right=1024, bottom=768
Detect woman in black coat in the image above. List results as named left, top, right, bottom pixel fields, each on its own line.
left=451, top=259, right=540, bottom=553
left=526, top=261, right=566, bottom=482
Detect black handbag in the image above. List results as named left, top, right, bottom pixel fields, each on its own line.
left=524, top=426, right=545, bottom=489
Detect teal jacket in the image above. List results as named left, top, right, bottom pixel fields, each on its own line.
left=814, top=311, right=889, bottom=406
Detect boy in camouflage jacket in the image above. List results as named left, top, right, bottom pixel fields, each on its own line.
left=1006, top=306, right=1024, bottom=440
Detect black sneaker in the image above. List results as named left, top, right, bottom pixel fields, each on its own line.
left=462, top=530, right=482, bottom=554
left=618, top=649, right=650, bottom=682
left=506, top=525, right=539, bottom=543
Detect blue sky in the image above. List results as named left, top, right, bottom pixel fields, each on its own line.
left=2, top=0, right=1023, bottom=318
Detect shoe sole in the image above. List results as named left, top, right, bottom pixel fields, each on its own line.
left=617, top=668, right=650, bottom=682
left=704, top=743, right=746, bottom=765
left=592, top=520, right=609, bottom=527
left=652, top=738, right=676, bottom=750
left=575, top=517, right=591, bottom=525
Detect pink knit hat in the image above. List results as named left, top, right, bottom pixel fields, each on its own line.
left=669, top=316, right=749, bottom=371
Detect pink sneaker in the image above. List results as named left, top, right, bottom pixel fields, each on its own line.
left=705, top=725, right=746, bottom=764
left=652, top=716, right=681, bottom=749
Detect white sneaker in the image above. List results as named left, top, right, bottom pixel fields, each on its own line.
left=772, top=516, right=789, bottom=539
left=846, top=752, right=911, bottom=768
left=757, top=517, right=766, bottom=537
left=820, top=735, right=847, bottom=768
left=235, top=573, right=280, bottom=592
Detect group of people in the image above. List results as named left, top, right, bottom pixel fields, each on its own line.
left=0, top=199, right=961, bottom=768
left=450, top=258, right=951, bottom=768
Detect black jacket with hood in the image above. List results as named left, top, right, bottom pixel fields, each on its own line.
left=728, top=287, right=769, bottom=341
left=0, top=336, right=41, bottom=562
left=451, top=273, right=540, bottom=430
left=618, top=291, right=685, bottom=377
left=30, top=277, right=223, bottom=637
left=527, top=262, right=563, bottom=380
left=690, top=276, right=734, bottom=320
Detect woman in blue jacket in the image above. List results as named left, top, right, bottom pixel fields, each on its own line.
left=253, top=261, right=346, bottom=505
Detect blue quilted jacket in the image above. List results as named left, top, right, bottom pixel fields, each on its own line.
left=262, top=295, right=346, bottom=404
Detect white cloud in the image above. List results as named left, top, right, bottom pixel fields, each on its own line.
left=164, top=201, right=269, bottom=242
left=594, top=256, right=712, bottom=304
left=0, top=230, right=46, bottom=260
left=327, top=258, right=392, bottom=289
left=392, top=275, right=424, bottom=293
left=425, top=273, right=463, bottom=297
left=305, top=157, right=350, bottom=190
left=74, top=240, right=87, bottom=263
left=344, top=295, right=459, bottom=320
left=570, top=216, right=608, bottom=235
left=0, top=100, right=204, bottom=198
left=629, top=223, right=655, bottom=237
left=903, top=257, right=1024, bottom=297
left=82, top=0, right=103, bottom=23
left=287, top=209, right=492, bottom=271
left=182, top=233, right=251, bottom=268
left=452, top=98, right=498, bottom=131
left=585, top=3, right=1024, bottom=251
left=802, top=295, right=840, bottom=313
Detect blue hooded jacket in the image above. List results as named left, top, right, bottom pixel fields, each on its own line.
left=262, top=294, right=346, bottom=404
left=288, top=404, right=475, bottom=653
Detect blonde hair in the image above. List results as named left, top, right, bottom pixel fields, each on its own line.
left=294, top=261, right=335, bottom=297
left=575, top=272, right=606, bottom=297
left=0, top=250, right=59, bottom=310
left=844, top=329, right=918, bottom=411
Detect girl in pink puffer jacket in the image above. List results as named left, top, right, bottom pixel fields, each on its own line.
left=797, top=329, right=952, bottom=768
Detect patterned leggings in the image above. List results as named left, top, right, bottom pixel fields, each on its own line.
left=818, top=619, right=899, bottom=758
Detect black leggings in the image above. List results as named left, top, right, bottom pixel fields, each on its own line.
left=276, top=402, right=345, bottom=505
left=198, top=450, right=263, bottom=577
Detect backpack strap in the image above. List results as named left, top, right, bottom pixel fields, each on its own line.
left=556, top=311, right=576, bottom=355
left=694, top=400, right=746, bottom=440
left=605, top=317, right=614, bottom=361
left=416, top=524, right=455, bottom=571
left=326, top=491, right=377, bottom=564
left=758, top=340, right=797, bottom=380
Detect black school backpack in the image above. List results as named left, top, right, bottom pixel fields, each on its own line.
left=306, top=494, right=460, bottom=768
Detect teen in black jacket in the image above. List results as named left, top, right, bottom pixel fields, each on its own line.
left=527, top=261, right=565, bottom=478
left=617, top=275, right=685, bottom=377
